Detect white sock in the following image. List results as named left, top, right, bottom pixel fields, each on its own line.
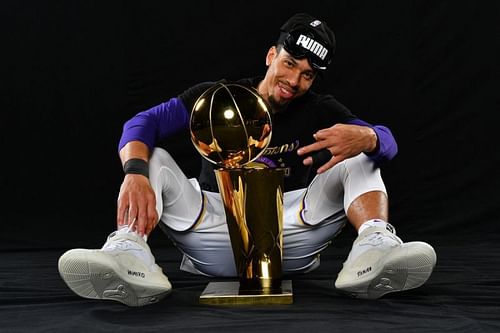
left=358, top=219, right=392, bottom=235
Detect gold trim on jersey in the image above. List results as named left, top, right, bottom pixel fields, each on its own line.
left=297, top=189, right=310, bottom=226
left=189, top=191, right=207, bottom=231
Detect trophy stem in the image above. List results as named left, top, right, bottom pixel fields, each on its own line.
left=199, top=167, right=293, bottom=305
left=216, top=168, right=284, bottom=280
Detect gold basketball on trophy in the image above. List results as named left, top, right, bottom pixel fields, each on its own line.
left=190, top=83, right=272, bottom=168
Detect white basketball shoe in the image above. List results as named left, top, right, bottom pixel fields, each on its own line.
left=58, top=230, right=172, bottom=306
left=335, top=225, right=436, bottom=299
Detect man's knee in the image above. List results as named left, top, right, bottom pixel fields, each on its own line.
left=344, top=153, right=377, bottom=171
left=150, top=147, right=172, bottom=164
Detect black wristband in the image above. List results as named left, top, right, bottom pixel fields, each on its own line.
left=123, top=158, right=149, bottom=178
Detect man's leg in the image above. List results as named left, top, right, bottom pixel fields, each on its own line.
left=279, top=153, right=384, bottom=275
left=58, top=147, right=202, bottom=306
left=332, top=154, right=437, bottom=299
left=346, top=191, right=388, bottom=231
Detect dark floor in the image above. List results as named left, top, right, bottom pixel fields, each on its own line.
left=1, top=229, right=499, bottom=333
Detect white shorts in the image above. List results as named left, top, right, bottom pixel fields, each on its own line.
left=149, top=148, right=386, bottom=277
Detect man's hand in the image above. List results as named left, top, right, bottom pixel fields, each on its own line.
left=116, top=174, right=158, bottom=237
left=297, top=124, right=377, bottom=173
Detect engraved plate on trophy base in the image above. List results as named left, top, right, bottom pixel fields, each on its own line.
left=199, top=280, right=293, bottom=305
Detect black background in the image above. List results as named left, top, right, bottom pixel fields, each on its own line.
left=2, top=1, right=500, bottom=332
left=3, top=0, right=499, bottom=249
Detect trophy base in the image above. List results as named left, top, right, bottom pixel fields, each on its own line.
left=199, top=280, right=293, bottom=305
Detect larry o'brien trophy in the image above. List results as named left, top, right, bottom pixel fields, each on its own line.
left=190, top=83, right=292, bottom=305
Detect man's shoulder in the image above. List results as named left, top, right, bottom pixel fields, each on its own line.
left=234, top=77, right=260, bottom=88
left=291, top=90, right=356, bottom=120
left=182, top=77, right=259, bottom=94
left=294, top=90, right=341, bottom=109
left=179, top=80, right=222, bottom=99
left=177, top=80, right=223, bottom=110
left=178, top=77, right=260, bottom=110
left=303, top=89, right=337, bottom=104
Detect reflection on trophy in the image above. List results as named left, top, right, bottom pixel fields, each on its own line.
left=190, top=83, right=292, bottom=305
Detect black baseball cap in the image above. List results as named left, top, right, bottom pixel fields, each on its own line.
left=277, top=13, right=336, bottom=71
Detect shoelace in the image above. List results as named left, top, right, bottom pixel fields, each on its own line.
left=102, top=238, right=135, bottom=251
left=101, top=235, right=158, bottom=271
left=103, top=217, right=147, bottom=251
left=359, top=232, right=402, bottom=247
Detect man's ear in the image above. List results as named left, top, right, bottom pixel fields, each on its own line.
left=266, top=46, right=278, bottom=66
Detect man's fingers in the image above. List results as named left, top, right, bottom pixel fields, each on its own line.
left=147, top=200, right=158, bottom=230
left=297, top=140, right=328, bottom=156
left=317, top=154, right=345, bottom=174
left=116, top=199, right=128, bottom=227
left=302, top=149, right=335, bottom=169
left=313, top=129, right=330, bottom=139
left=116, top=177, right=157, bottom=236
left=136, top=210, right=148, bottom=236
left=127, top=205, right=138, bottom=225
left=129, top=198, right=157, bottom=237
left=131, top=195, right=150, bottom=236
left=303, top=156, right=313, bottom=166
left=310, top=149, right=333, bottom=167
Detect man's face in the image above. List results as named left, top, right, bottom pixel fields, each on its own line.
left=258, top=46, right=317, bottom=112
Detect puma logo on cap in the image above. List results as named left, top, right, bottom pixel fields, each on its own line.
left=295, top=34, right=329, bottom=60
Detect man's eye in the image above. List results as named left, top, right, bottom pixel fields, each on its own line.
left=303, top=72, right=314, bottom=80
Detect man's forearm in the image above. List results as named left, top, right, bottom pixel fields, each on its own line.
left=119, top=140, right=150, bottom=165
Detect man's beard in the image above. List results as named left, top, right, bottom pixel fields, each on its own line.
left=267, top=94, right=290, bottom=114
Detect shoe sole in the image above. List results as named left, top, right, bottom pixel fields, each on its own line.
left=58, top=250, right=171, bottom=307
left=335, top=242, right=436, bottom=299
